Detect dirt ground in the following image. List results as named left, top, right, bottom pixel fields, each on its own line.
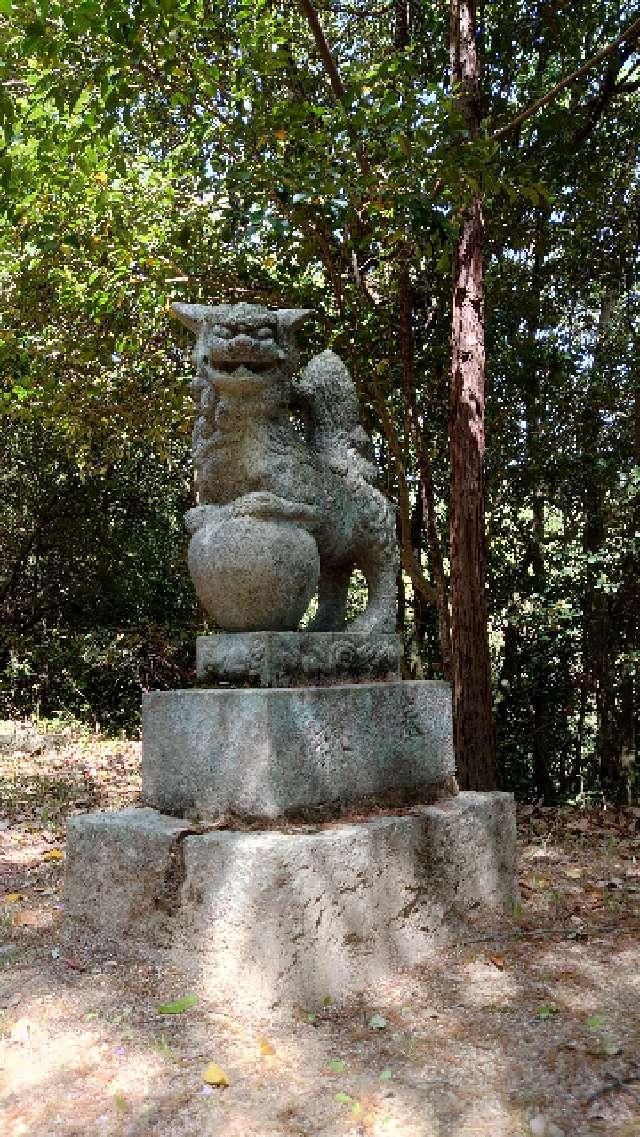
left=1, top=724, right=639, bottom=1137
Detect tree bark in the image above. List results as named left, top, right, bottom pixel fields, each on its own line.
left=394, top=0, right=452, bottom=676
left=449, top=0, right=497, bottom=788
left=524, top=215, right=553, bottom=803
left=580, top=288, right=623, bottom=801
left=606, top=316, right=640, bottom=801
left=397, top=265, right=452, bottom=677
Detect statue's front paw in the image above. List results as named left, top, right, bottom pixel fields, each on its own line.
left=185, top=504, right=224, bottom=535
left=231, top=492, right=276, bottom=518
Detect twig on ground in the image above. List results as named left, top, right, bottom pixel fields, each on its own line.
left=584, top=1074, right=640, bottom=1104
left=457, top=922, right=640, bottom=946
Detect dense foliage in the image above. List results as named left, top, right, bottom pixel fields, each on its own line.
left=1, top=1, right=638, bottom=798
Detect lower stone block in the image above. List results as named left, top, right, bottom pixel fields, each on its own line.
left=64, top=792, right=518, bottom=1014
left=142, top=680, right=454, bottom=821
left=63, top=809, right=195, bottom=938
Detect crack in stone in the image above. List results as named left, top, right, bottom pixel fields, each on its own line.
left=155, top=825, right=217, bottom=916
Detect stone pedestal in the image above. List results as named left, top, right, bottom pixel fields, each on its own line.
left=65, top=793, right=517, bottom=1014
left=142, top=679, right=454, bottom=821
left=64, top=631, right=518, bottom=1015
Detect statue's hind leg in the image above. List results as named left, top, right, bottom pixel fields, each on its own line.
left=349, top=548, right=398, bottom=635
left=307, top=563, right=351, bottom=631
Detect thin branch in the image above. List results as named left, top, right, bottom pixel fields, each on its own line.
left=616, top=77, right=640, bottom=92
left=297, top=0, right=346, bottom=101
left=492, top=14, right=640, bottom=141
left=374, top=392, right=438, bottom=604
left=297, top=0, right=378, bottom=300
left=296, top=2, right=447, bottom=239
left=573, top=40, right=639, bottom=144
left=616, top=57, right=640, bottom=84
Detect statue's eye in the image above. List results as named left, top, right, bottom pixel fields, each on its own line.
left=211, top=324, right=230, bottom=339
left=257, top=327, right=273, bottom=340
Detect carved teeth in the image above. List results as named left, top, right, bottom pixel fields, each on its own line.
left=210, top=362, right=274, bottom=376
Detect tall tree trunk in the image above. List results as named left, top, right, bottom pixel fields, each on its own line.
left=580, top=287, right=628, bottom=801
left=526, top=412, right=554, bottom=804
left=449, top=0, right=496, bottom=788
left=524, top=215, right=553, bottom=802
left=618, top=670, right=636, bottom=802
left=609, top=321, right=640, bottom=801
left=397, top=265, right=453, bottom=677
left=394, top=0, right=452, bottom=678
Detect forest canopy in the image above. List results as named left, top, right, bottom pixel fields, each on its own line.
left=1, top=0, right=638, bottom=803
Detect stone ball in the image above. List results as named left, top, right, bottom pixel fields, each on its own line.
left=188, top=516, right=320, bottom=632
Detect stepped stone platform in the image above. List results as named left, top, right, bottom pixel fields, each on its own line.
left=64, top=793, right=517, bottom=1013
left=65, top=629, right=518, bottom=1015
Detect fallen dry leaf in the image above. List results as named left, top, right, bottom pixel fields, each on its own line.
left=64, top=956, right=86, bottom=971
left=42, top=848, right=64, bottom=862
left=13, top=909, right=39, bottom=927
left=202, top=1062, right=230, bottom=1087
left=488, top=954, right=506, bottom=970
left=258, top=1036, right=277, bottom=1057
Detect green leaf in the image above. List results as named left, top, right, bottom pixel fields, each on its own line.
left=329, top=1058, right=347, bottom=1073
left=368, top=1013, right=388, bottom=1030
left=0, top=0, right=12, bottom=15
left=586, top=1014, right=605, bottom=1031
left=154, top=1036, right=173, bottom=1058
left=156, top=994, right=199, bottom=1015
left=335, top=1092, right=353, bottom=1105
left=536, top=1004, right=559, bottom=1020
left=379, top=1068, right=392, bottom=1082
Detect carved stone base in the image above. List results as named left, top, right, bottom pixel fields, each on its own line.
left=64, top=793, right=518, bottom=1015
left=195, top=631, right=402, bottom=687
left=142, top=680, right=454, bottom=822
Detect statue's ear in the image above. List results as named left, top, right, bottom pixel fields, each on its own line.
left=171, top=302, right=214, bottom=332
left=277, top=308, right=314, bottom=333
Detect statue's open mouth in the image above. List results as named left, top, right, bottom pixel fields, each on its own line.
left=210, top=360, right=274, bottom=375
left=207, top=362, right=277, bottom=391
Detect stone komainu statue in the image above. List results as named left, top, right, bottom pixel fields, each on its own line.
left=172, top=301, right=398, bottom=634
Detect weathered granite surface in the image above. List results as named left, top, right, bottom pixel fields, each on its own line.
left=142, top=680, right=454, bottom=821
left=64, top=809, right=195, bottom=937
left=196, top=631, right=402, bottom=687
left=64, top=793, right=518, bottom=1013
left=188, top=515, right=319, bottom=632
left=173, top=302, right=398, bottom=634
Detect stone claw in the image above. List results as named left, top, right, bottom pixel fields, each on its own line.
left=231, top=492, right=320, bottom=527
